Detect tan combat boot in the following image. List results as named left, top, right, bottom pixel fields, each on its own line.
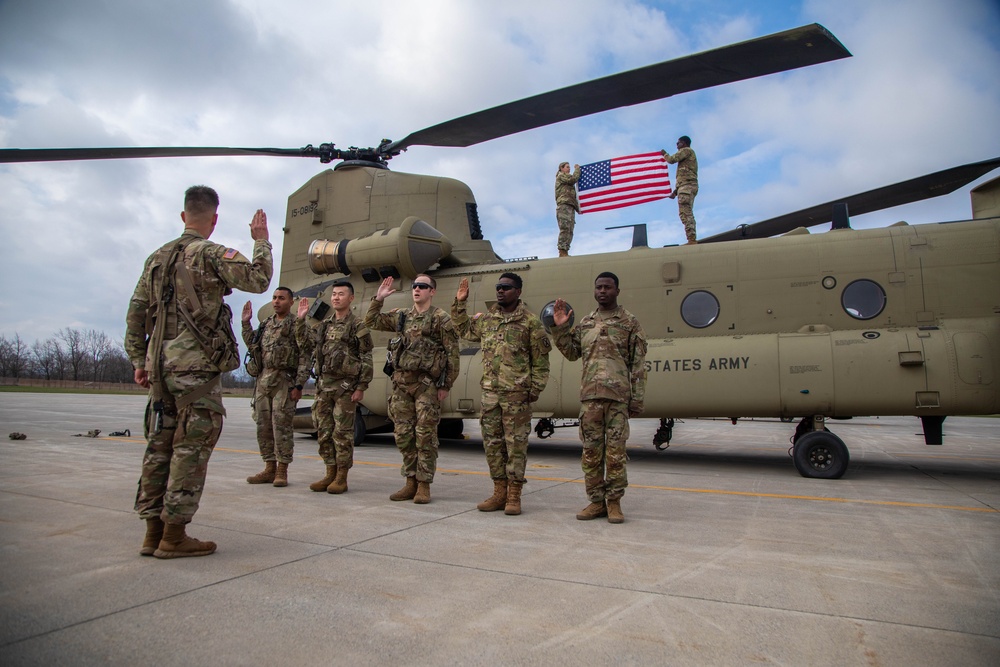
left=310, top=464, right=337, bottom=492
left=327, top=467, right=349, bottom=494
left=153, top=523, right=217, bottom=559
left=273, top=462, right=289, bottom=487
left=246, top=460, right=276, bottom=484
left=558, top=249, right=569, bottom=257
left=576, top=501, right=607, bottom=521
left=607, top=498, right=624, bottom=524
left=140, top=517, right=164, bottom=556
left=477, top=479, right=508, bottom=512
left=413, top=480, right=431, bottom=504
left=389, top=476, right=418, bottom=501
left=504, top=480, right=524, bottom=516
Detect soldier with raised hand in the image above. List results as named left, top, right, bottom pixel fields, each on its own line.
left=125, top=185, right=272, bottom=559
left=451, top=273, right=551, bottom=515
left=365, top=274, right=459, bottom=504
left=551, top=272, right=647, bottom=524
left=662, top=135, right=699, bottom=245
left=299, top=280, right=373, bottom=495
left=242, top=288, right=312, bottom=487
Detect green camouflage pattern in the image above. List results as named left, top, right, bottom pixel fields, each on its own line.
left=242, top=315, right=312, bottom=387
left=676, top=184, right=698, bottom=243
left=555, top=166, right=581, bottom=211
left=579, top=399, right=630, bottom=502
left=663, top=146, right=698, bottom=188
left=556, top=204, right=576, bottom=252
left=388, top=378, right=441, bottom=482
left=552, top=305, right=648, bottom=414
left=299, top=311, right=373, bottom=393
left=364, top=299, right=459, bottom=390
left=125, top=230, right=273, bottom=372
left=479, top=390, right=532, bottom=482
left=312, top=388, right=357, bottom=468
left=134, top=370, right=224, bottom=524
left=450, top=299, right=550, bottom=399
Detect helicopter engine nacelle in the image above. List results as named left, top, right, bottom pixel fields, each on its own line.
left=308, top=216, right=453, bottom=281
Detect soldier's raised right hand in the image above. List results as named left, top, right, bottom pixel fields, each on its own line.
left=552, top=298, right=572, bottom=326
left=250, top=209, right=269, bottom=242
left=375, top=276, right=397, bottom=302
left=297, top=297, right=309, bottom=319
left=242, top=300, right=253, bottom=324
left=456, top=277, right=469, bottom=302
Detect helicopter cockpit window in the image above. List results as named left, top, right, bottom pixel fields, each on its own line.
left=680, top=290, right=720, bottom=329
left=841, top=279, right=886, bottom=320
left=540, top=300, right=574, bottom=333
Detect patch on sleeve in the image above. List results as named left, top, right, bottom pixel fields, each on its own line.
left=223, top=248, right=239, bottom=259
left=473, top=313, right=484, bottom=320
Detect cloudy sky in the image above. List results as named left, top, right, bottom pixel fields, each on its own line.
left=1, top=0, right=998, bottom=348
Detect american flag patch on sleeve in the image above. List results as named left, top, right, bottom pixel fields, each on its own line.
left=223, top=248, right=239, bottom=259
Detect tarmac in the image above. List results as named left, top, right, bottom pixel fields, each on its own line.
left=0, top=391, right=998, bottom=666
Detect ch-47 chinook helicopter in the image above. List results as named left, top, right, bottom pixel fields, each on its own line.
left=3, top=24, right=998, bottom=480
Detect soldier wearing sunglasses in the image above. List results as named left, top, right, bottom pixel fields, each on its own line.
left=451, top=273, right=551, bottom=515
left=365, top=274, right=459, bottom=504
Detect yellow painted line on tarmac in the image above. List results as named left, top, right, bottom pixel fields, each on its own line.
left=127, top=441, right=997, bottom=514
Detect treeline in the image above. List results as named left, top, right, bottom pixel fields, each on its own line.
left=0, top=329, right=256, bottom=389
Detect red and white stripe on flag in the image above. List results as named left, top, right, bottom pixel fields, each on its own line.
left=577, top=151, right=672, bottom=214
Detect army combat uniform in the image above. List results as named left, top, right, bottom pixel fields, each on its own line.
left=555, top=165, right=582, bottom=254
left=365, top=298, right=459, bottom=500
left=552, top=306, right=647, bottom=512
left=125, top=229, right=272, bottom=548
left=299, top=310, right=373, bottom=493
left=451, top=298, right=551, bottom=513
left=663, top=146, right=698, bottom=244
left=242, top=313, right=311, bottom=482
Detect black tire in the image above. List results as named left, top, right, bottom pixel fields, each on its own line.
left=353, top=409, right=367, bottom=447
left=438, top=418, right=464, bottom=440
left=793, top=430, right=849, bottom=479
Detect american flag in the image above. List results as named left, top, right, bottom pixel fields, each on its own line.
left=577, top=151, right=672, bottom=214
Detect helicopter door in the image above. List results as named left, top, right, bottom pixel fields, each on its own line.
left=777, top=332, right=834, bottom=415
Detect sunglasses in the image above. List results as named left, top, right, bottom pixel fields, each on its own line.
left=412, top=283, right=432, bottom=290
left=495, top=284, right=517, bottom=291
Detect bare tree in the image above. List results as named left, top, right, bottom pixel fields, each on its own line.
left=84, top=329, right=116, bottom=382
left=57, top=328, right=88, bottom=381
left=31, top=338, right=63, bottom=380
left=0, top=333, right=30, bottom=378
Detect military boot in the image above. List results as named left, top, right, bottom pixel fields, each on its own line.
left=558, top=249, right=569, bottom=257
left=607, top=498, right=624, bottom=524
left=153, top=523, right=217, bottom=559
left=477, top=479, right=508, bottom=512
left=504, top=480, right=524, bottom=516
left=576, top=501, right=607, bottom=521
left=246, top=460, right=276, bottom=484
left=327, top=467, right=349, bottom=494
left=390, top=476, right=418, bottom=501
left=413, top=480, right=432, bottom=504
left=140, top=517, right=164, bottom=556
left=310, top=464, right=337, bottom=492
left=273, top=462, right=289, bottom=487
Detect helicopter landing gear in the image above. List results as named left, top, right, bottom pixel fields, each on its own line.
left=653, top=418, right=675, bottom=450
left=789, top=416, right=849, bottom=479
left=534, top=418, right=579, bottom=439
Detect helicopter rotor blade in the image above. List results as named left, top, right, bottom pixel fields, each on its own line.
left=0, top=145, right=336, bottom=164
left=384, top=23, right=850, bottom=155
left=699, top=156, right=1000, bottom=244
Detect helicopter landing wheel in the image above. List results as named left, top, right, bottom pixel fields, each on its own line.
left=792, top=430, right=849, bottom=479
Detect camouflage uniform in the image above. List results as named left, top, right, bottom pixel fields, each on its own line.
left=552, top=306, right=647, bottom=502
left=663, top=146, right=698, bottom=243
left=242, top=314, right=311, bottom=464
left=365, top=299, right=459, bottom=483
left=555, top=166, right=582, bottom=252
left=299, top=311, right=373, bottom=469
left=451, top=299, right=551, bottom=483
left=125, top=229, right=272, bottom=525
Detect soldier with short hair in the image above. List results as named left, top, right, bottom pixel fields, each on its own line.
left=452, top=272, right=551, bottom=515
left=555, top=161, right=582, bottom=257
left=242, top=287, right=311, bottom=487
left=299, top=280, right=373, bottom=494
left=125, top=185, right=272, bottom=558
left=662, top=135, right=699, bottom=245
left=551, top=271, right=647, bottom=524
left=365, top=274, right=459, bottom=504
